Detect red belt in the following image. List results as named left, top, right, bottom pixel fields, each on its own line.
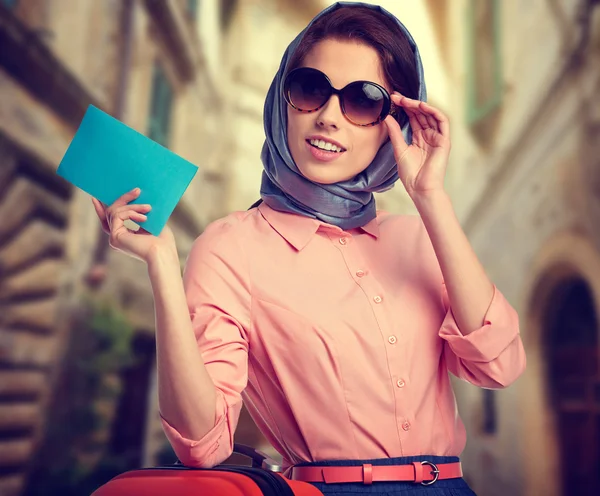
left=288, top=460, right=463, bottom=486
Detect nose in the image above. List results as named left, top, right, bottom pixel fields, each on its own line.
left=316, top=94, right=343, bottom=130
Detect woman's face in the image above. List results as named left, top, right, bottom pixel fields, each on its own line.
left=286, top=38, right=391, bottom=185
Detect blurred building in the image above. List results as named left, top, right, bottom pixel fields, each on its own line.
left=215, top=0, right=323, bottom=213
left=0, top=0, right=225, bottom=493
left=423, top=1, right=600, bottom=495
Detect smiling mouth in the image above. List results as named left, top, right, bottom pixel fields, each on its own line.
left=306, top=139, right=346, bottom=153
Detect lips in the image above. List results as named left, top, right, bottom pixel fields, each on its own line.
left=306, top=135, right=347, bottom=152
left=305, top=140, right=345, bottom=162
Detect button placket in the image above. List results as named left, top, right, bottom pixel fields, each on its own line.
left=334, top=231, right=369, bottom=283
left=330, top=227, right=408, bottom=446
left=334, top=230, right=407, bottom=435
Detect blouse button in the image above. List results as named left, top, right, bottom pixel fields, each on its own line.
left=356, top=270, right=365, bottom=278
left=339, top=237, right=348, bottom=245
left=373, top=295, right=383, bottom=304
left=402, top=421, right=411, bottom=431
left=397, top=379, right=406, bottom=388
left=388, top=336, right=397, bottom=344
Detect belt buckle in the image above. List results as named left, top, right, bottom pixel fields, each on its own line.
left=420, top=461, right=439, bottom=486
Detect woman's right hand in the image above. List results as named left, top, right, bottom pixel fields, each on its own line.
left=91, top=187, right=177, bottom=264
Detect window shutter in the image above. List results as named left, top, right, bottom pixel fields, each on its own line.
left=465, top=0, right=503, bottom=125
left=147, top=63, right=173, bottom=147
left=187, top=0, right=199, bottom=18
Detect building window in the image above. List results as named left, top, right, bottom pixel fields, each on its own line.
left=109, top=333, right=156, bottom=470
left=482, top=389, right=497, bottom=435
left=465, top=0, right=502, bottom=125
left=187, top=0, right=199, bottom=18
left=220, top=0, right=237, bottom=31
left=147, top=63, right=173, bottom=147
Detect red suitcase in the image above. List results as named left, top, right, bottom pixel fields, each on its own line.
left=91, top=444, right=323, bottom=496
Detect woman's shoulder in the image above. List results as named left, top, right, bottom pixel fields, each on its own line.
left=201, top=209, right=256, bottom=236
left=376, top=210, right=433, bottom=248
left=376, top=210, right=424, bottom=231
left=189, top=208, right=261, bottom=256
left=375, top=211, right=438, bottom=270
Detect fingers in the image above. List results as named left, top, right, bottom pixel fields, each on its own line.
left=392, top=93, right=449, bottom=138
left=384, top=114, right=408, bottom=151
left=91, top=197, right=105, bottom=215
left=405, top=108, right=424, bottom=134
left=391, top=94, right=422, bottom=135
left=92, top=188, right=144, bottom=234
left=393, top=94, right=426, bottom=128
left=420, top=102, right=449, bottom=138
left=104, top=188, right=143, bottom=228
left=414, top=109, right=430, bottom=130
left=115, top=207, right=150, bottom=224
left=107, top=203, right=152, bottom=231
left=112, top=187, right=141, bottom=210
left=91, top=197, right=110, bottom=234
left=423, top=112, right=439, bottom=132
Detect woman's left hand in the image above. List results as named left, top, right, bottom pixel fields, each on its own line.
left=384, top=93, right=451, bottom=199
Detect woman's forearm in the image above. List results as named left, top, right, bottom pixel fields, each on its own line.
left=413, top=191, right=495, bottom=336
left=147, top=247, right=217, bottom=440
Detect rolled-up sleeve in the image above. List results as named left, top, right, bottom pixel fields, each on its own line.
left=439, top=283, right=526, bottom=389
left=160, top=218, right=251, bottom=468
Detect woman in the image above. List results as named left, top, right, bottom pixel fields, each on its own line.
left=92, top=3, right=526, bottom=494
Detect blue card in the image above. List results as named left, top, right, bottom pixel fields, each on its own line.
left=56, top=105, right=198, bottom=236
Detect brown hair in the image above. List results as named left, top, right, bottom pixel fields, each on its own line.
left=286, top=5, right=420, bottom=122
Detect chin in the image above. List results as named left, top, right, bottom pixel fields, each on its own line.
left=297, top=164, right=352, bottom=184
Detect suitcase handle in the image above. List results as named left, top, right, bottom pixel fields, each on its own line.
left=174, top=443, right=283, bottom=472
left=233, top=443, right=283, bottom=472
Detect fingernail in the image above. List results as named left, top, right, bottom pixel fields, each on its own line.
left=133, top=187, right=140, bottom=193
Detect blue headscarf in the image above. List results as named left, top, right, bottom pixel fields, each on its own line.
left=258, top=1, right=427, bottom=230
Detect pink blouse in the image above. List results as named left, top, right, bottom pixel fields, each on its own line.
left=161, top=202, right=526, bottom=474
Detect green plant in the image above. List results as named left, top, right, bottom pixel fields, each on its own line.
left=25, top=293, right=139, bottom=495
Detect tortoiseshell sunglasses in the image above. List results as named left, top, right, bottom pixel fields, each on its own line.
left=283, top=67, right=398, bottom=127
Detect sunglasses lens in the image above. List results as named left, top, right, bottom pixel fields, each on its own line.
left=285, top=69, right=331, bottom=111
left=342, top=83, right=386, bottom=125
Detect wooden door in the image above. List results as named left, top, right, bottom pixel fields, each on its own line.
left=545, top=279, right=600, bottom=496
